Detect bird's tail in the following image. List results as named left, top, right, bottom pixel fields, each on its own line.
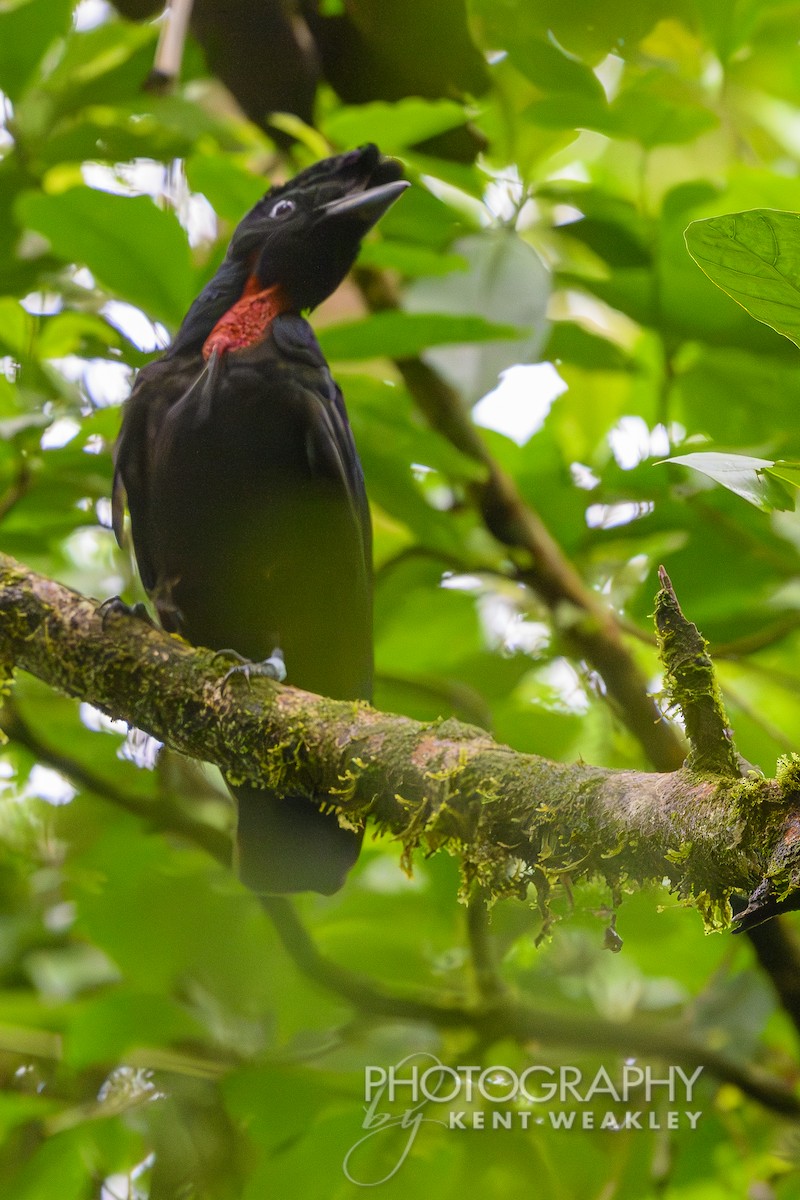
left=232, top=785, right=364, bottom=895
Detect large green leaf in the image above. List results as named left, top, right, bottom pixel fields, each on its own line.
left=685, top=209, right=800, bottom=349
left=610, top=77, right=718, bottom=148
left=322, top=98, right=469, bottom=153
left=186, top=153, right=267, bottom=222
left=17, top=186, right=197, bottom=328
left=670, top=344, right=800, bottom=450
left=460, top=15, right=604, bottom=100
left=357, top=240, right=468, bottom=277
left=0, top=297, right=35, bottom=356
left=405, top=231, right=550, bottom=403
left=317, top=311, right=520, bottom=360
left=35, top=17, right=166, bottom=121
left=470, top=0, right=671, bottom=65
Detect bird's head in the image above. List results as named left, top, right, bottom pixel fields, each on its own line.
left=228, top=144, right=408, bottom=311
left=170, top=146, right=407, bottom=356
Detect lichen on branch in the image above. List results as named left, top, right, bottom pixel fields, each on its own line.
left=2, top=551, right=799, bottom=924
left=655, top=566, right=741, bottom=778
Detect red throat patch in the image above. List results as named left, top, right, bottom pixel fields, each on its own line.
left=202, top=279, right=291, bottom=360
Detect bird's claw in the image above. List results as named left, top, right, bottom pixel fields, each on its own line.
left=98, top=596, right=155, bottom=630
left=211, top=648, right=249, bottom=667
left=215, top=648, right=287, bottom=687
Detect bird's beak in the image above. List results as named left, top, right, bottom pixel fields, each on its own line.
left=318, top=180, right=410, bottom=227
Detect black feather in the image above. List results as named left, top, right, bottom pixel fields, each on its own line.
left=113, top=146, right=406, bottom=893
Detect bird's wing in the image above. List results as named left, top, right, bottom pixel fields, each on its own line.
left=271, top=313, right=372, bottom=572
left=113, top=365, right=157, bottom=589
left=112, top=354, right=201, bottom=595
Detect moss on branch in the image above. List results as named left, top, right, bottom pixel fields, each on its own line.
left=655, top=566, right=741, bottom=778
left=1, top=551, right=799, bottom=923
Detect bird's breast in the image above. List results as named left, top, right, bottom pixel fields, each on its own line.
left=202, top=280, right=291, bottom=359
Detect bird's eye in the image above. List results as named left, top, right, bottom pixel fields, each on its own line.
left=269, top=198, right=296, bottom=218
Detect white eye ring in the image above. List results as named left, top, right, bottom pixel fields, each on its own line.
left=269, top=198, right=296, bottom=218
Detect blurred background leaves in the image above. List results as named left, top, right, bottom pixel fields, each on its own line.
left=2, top=0, right=800, bottom=1196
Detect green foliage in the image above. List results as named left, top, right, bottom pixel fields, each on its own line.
left=321, top=98, right=473, bottom=154
left=686, top=209, right=800, bottom=350
left=18, top=186, right=198, bottom=327
left=318, top=311, right=521, bottom=361
left=1, top=1, right=800, bottom=1198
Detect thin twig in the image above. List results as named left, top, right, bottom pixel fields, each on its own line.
left=0, top=695, right=231, bottom=863
left=147, top=0, right=196, bottom=89
left=714, top=613, right=800, bottom=660
left=0, top=461, right=31, bottom=523
left=466, top=884, right=508, bottom=1002
left=721, top=681, right=799, bottom=755
left=353, top=265, right=686, bottom=773
left=263, top=897, right=800, bottom=1117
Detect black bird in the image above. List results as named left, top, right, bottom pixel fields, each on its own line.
left=112, top=146, right=407, bottom=894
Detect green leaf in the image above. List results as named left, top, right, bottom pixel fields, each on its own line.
left=375, top=557, right=485, bottom=677
left=405, top=231, right=550, bottom=402
left=3, top=1127, right=96, bottom=1200
left=766, top=460, right=800, bottom=490
left=0, top=297, right=35, bottom=356
left=357, top=240, right=468, bottom=277
left=543, top=321, right=633, bottom=371
left=38, top=18, right=161, bottom=120
left=40, top=100, right=226, bottom=169
left=610, top=81, right=718, bottom=147
left=342, top=374, right=483, bottom=482
left=342, top=373, right=484, bottom=558
left=493, top=33, right=605, bottom=99
left=376, top=181, right=466, bottom=249
left=670, top=345, right=800, bottom=447
left=685, top=209, right=800, bottom=349
left=0, top=374, right=21, bottom=418
left=664, top=451, right=796, bottom=512
left=17, top=186, right=197, bottom=328
left=0, top=1092, right=55, bottom=1144
left=64, top=991, right=205, bottom=1069
left=186, top=154, right=267, bottom=222
left=0, top=0, right=73, bottom=102
left=321, top=98, right=469, bottom=153
left=526, top=94, right=611, bottom=134
left=0, top=411, right=50, bottom=440
left=317, top=311, right=521, bottom=360
left=471, top=0, right=671, bottom=66
left=36, top=311, right=121, bottom=359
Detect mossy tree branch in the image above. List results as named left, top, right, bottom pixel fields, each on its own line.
left=2, top=550, right=800, bottom=923
left=655, top=567, right=741, bottom=778
left=349, top=267, right=800, bottom=1010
